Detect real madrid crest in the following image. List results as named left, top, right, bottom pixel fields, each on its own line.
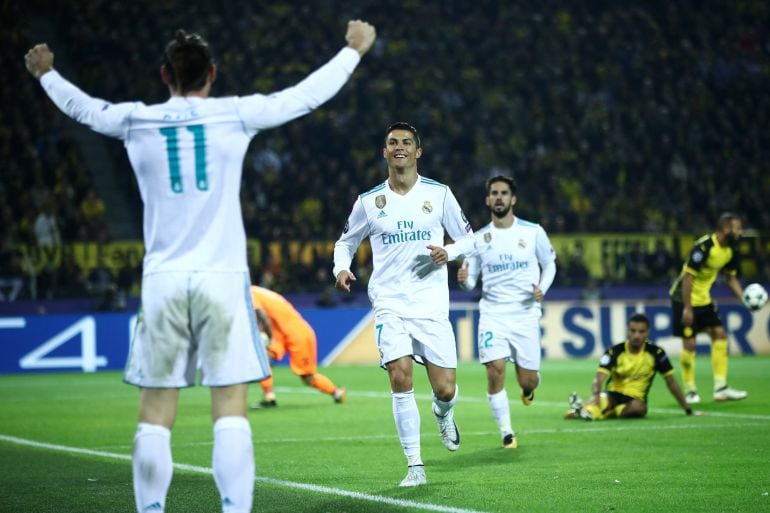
left=422, top=200, right=433, bottom=214
left=518, top=239, right=526, bottom=248
left=375, top=195, right=386, bottom=209
left=484, top=232, right=492, bottom=243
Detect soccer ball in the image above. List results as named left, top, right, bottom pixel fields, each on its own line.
left=742, top=283, right=768, bottom=311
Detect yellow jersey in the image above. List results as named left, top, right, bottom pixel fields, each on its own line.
left=669, top=233, right=738, bottom=307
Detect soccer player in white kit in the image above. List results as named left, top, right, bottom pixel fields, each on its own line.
left=457, top=176, right=556, bottom=449
left=25, top=20, right=376, bottom=513
left=333, top=123, right=475, bottom=487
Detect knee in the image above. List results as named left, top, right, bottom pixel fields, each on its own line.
left=388, top=368, right=413, bottom=392
left=520, top=374, right=539, bottom=391
left=712, top=328, right=727, bottom=341
left=433, top=382, right=456, bottom=401
left=623, top=400, right=647, bottom=417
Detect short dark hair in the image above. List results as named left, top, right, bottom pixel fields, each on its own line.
left=628, top=312, right=650, bottom=327
left=717, top=212, right=741, bottom=230
left=485, top=175, right=517, bottom=195
left=162, top=29, right=214, bottom=94
left=385, top=122, right=421, bottom=148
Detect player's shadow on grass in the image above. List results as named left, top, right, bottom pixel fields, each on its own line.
left=428, top=446, right=522, bottom=471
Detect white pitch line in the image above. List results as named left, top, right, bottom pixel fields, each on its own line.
left=95, top=420, right=770, bottom=452
left=0, top=434, right=490, bottom=513
left=270, top=386, right=770, bottom=420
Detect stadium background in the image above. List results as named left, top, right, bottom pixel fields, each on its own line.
left=2, top=1, right=769, bottom=371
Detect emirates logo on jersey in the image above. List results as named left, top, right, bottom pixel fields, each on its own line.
left=375, top=195, right=386, bottom=209
left=518, top=239, right=526, bottom=248
left=484, top=232, right=492, bottom=243
left=422, top=200, right=433, bottom=214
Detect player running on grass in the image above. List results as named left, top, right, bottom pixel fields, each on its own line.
left=333, top=122, right=475, bottom=487
left=457, top=175, right=556, bottom=449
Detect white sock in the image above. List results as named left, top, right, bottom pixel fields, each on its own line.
left=392, top=390, right=422, bottom=466
left=432, top=384, right=458, bottom=416
left=132, top=423, right=172, bottom=513
left=487, top=389, right=513, bottom=436
left=213, top=416, right=254, bottom=513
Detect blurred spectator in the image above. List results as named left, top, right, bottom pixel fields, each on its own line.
left=6, top=1, right=770, bottom=294
left=86, top=254, right=116, bottom=305
left=53, top=251, right=88, bottom=298
left=0, top=241, right=25, bottom=301
left=623, top=242, right=651, bottom=285
left=560, top=242, right=591, bottom=287
left=79, top=188, right=107, bottom=240
left=580, top=277, right=603, bottom=301
left=115, top=255, right=140, bottom=310
left=33, top=201, right=61, bottom=249
left=32, top=200, right=62, bottom=298
left=647, top=240, right=678, bottom=285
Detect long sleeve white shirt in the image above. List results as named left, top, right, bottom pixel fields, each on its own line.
left=40, top=48, right=361, bottom=275
left=334, top=176, right=475, bottom=318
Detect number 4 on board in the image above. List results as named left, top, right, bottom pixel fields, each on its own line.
left=19, top=317, right=107, bottom=372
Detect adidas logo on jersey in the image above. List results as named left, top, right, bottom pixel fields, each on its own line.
left=377, top=210, right=388, bottom=218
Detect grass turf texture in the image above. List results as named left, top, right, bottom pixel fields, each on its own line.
left=1, top=356, right=769, bottom=512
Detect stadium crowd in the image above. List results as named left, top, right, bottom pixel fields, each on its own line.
left=3, top=0, right=769, bottom=298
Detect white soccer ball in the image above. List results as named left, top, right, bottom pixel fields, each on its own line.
left=742, top=283, right=768, bottom=311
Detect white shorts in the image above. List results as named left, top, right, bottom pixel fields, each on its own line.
left=374, top=312, right=457, bottom=369
left=124, top=271, right=271, bottom=388
left=477, top=311, right=542, bottom=370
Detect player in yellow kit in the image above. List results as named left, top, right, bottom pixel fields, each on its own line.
left=249, top=285, right=345, bottom=408
left=669, top=212, right=748, bottom=403
left=565, top=313, right=694, bottom=420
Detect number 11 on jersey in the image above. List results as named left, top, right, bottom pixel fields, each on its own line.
left=159, top=124, right=209, bottom=193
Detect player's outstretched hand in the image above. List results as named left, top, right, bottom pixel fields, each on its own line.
left=25, top=43, right=54, bottom=79
left=345, top=20, right=376, bottom=56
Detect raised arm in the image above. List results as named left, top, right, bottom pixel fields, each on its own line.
left=237, top=20, right=376, bottom=133
left=25, top=44, right=136, bottom=139
left=24, top=43, right=54, bottom=79
left=345, top=19, right=377, bottom=56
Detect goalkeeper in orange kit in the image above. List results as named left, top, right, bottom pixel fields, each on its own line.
left=249, top=285, right=346, bottom=408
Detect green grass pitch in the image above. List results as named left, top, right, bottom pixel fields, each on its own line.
left=1, top=356, right=769, bottom=512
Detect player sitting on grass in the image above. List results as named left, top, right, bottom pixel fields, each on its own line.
left=565, top=313, right=696, bottom=420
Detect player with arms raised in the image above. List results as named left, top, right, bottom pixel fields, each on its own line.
left=26, top=20, right=375, bottom=513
